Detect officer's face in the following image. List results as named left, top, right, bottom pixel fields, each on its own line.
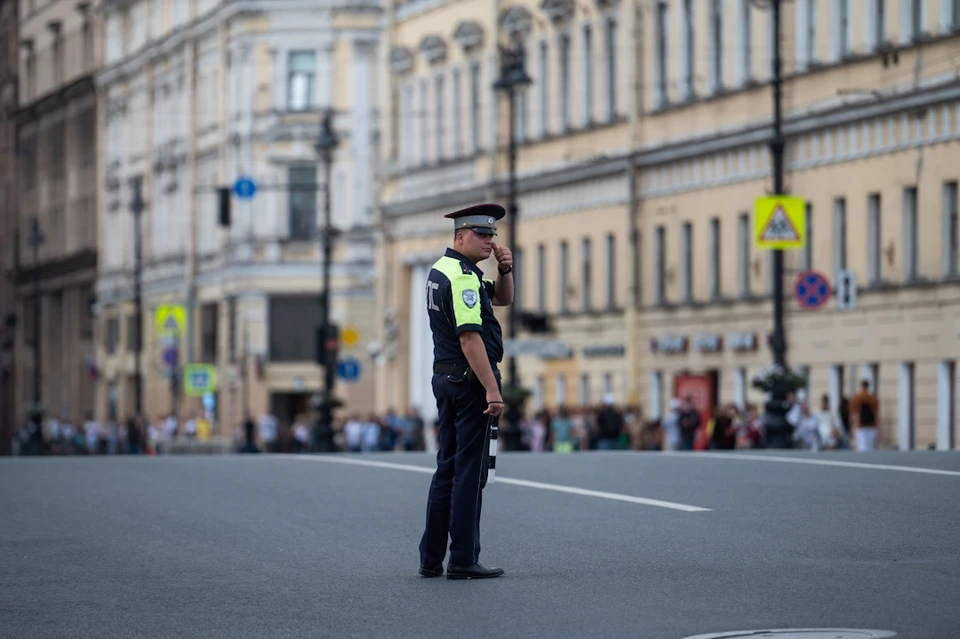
left=458, top=228, right=494, bottom=261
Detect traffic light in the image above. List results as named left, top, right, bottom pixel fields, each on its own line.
left=218, top=187, right=231, bottom=227
left=316, top=323, right=339, bottom=368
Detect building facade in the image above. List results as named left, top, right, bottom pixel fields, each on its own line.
left=94, top=0, right=381, bottom=431
left=636, top=0, right=960, bottom=450
left=14, top=0, right=100, bottom=429
left=376, top=0, right=638, bottom=425
left=377, top=0, right=960, bottom=450
left=0, top=0, right=18, bottom=453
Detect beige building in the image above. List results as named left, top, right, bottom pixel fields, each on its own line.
left=93, top=0, right=382, bottom=432
left=377, top=0, right=960, bottom=449
left=13, top=0, right=100, bottom=427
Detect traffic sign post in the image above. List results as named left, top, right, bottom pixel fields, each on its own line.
left=233, top=176, right=257, bottom=199
left=794, top=270, right=831, bottom=310
left=836, top=269, right=857, bottom=311
left=754, top=195, right=806, bottom=250
left=337, top=358, right=362, bottom=382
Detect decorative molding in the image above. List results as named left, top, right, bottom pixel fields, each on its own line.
left=418, top=35, right=447, bottom=65
left=498, top=6, right=533, bottom=38
left=593, top=0, right=620, bottom=11
left=389, top=45, right=413, bottom=75
left=453, top=20, right=484, bottom=53
left=539, top=0, right=575, bottom=25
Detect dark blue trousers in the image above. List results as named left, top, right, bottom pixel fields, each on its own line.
left=419, top=372, right=493, bottom=567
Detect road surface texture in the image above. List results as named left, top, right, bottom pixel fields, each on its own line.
left=2, top=450, right=958, bottom=639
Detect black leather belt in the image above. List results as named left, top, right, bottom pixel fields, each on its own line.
left=434, top=362, right=501, bottom=381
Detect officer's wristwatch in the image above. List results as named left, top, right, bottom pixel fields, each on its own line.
left=498, top=265, right=513, bottom=275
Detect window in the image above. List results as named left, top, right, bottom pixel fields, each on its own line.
left=126, top=314, right=140, bottom=353
left=739, top=0, right=752, bottom=84
left=710, top=0, right=723, bottom=92
left=868, top=194, right=882, bottom=283
left=656, top=1, right=669, bottom=106
left=953, top=0, right=960, bottom=30
left=469, top=62, right=480, bottom=153
left=903, top=186, right=919, bottom=280
left=538, top=41, right=549, bottom=136
left=898, top=362, right=916, bottom=450
left=200, top=303, right=218, bottom=364
left=418, top=80, right=427, bottom=163
left=582, top=24, right=593, bottom=125
left=709, top=218, right=720, bottom=299
left=287, top=51, right=315, bottom=111
left=451, top=69, right=461, bottom=156
left=944, top=181, right=959, bottom=276
left=559, top=33, right=571, bottom=129
left=400, top=83, right=412, bottom=166
left=910, top=0, right=922, bottom=41
left=655, top=226, right=666, bottom=304
left=681, top=222, right=693, bottom=302
left=801, top=203, right=813, bottom=270
left=681, top=0, right=695, bottom=99
left=875, top=0, right=886, bottom=46
left=835, top=0, right=851, bottom=60
left=807, top=0, right=817, bottom=64
left=537, top=243, right=546, bottom=312
left=738, top=213, right=750, bottom=296
left=555, top=374, right=567, bottom=406
left=582, top=237, right=592, bottom=310
left=606, top=233, right=616, bottom=308
left=938, top=361, right=956, bottom=450
left=579, top=374, right=589, bottom=406
left=515, top=81, right=527, bottom=143
left=559, top=240, right=569, bottom=312
left=833, top=197, right=847, bottom=280
left=605, top=18, right=618, bottom=121
left=288, top=166, right=317, bottom=240
left=435, top=75, right=444, bottom=161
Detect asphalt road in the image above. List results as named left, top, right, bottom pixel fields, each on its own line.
left=2, top=450, right=959, bottom=639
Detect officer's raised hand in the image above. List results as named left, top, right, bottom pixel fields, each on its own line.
left=491, top=243, right=512, bottom=269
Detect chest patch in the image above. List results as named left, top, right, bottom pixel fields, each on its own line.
left=462, top=289, right=478, bottom=308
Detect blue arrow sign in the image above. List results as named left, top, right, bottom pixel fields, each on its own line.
left=337, top=358, right=361, bottom=382
left=233, top=175, right=257, bottom=200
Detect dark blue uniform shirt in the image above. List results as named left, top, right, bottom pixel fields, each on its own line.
left=426, top=248, right=503, bottom=367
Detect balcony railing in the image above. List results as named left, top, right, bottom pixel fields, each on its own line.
left=22, top=27, right=95, bottom=104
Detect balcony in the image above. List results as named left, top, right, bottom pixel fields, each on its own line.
left=21, top=26, right=95, bottom=105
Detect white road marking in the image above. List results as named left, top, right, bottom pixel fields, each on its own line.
left=284, top=455, right=712, bottom=513
left=660, top=451, right=960, bottom=478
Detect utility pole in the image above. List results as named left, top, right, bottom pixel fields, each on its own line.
left=314, top=109, right=339, bottom=448
left=765, top=0, right=792, bottom=449
left=131, top=177, right=144, bottom=417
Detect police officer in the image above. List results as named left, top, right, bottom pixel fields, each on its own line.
left=418, top=203, right=513, bottom=580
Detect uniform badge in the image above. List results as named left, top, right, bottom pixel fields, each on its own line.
left=462, top=289, right=478, bottom=308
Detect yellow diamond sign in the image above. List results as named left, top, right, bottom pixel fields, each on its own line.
left=155, top=305, right=186, bottom=338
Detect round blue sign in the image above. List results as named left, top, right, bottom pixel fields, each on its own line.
left=162, top=347, right=178, bottom=367
left=337, top=358, right=361, bottom=382
left=233, top=176, right=257, bottom=199
left=794, top=270, right=831, bottom=310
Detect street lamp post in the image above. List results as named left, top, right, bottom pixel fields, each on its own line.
left=764, top=0, right=793, bottom=449
left=27, top=217, right=44, bottom=454
left=131, top=177, right=144, bottom=417
left=314, top=109, right=339, bottom=449
left=493, top=38, right=532, bottom=438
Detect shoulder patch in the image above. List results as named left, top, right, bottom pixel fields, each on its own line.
left=461, top=262, right=472, bottom=275
left=462, top=289, right=478, bottom=308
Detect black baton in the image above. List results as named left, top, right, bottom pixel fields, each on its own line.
left=487, top=414, right=498, bottom=484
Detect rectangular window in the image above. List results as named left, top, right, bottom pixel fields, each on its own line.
left=400, top=83, right=412, bottom=166
left=898, top=362, right=916, bottom=450
left=740, top=0, right=752, bottom=84
left=682, top=222, right=693, bottom=302
left=451, top=69, right=461, bottom=156
left=582, top=237, right=592, bottom=311
left=937, top=360, right=956, bottom=450
left=470, top=62, right=480, bottom=153
left=738, top=213, right=750, bottom=296
left=606, top=233, right=616, bottom=308
left=559, top=240, right=569, bottom=312
left=435, top=75, right=444, bottom=161
left=943, top=181, right=959, bottom=277
left=868, top=194, right=882, bottom=283
left=200, top=303, right=218, bottom=364
left=559, top=33, right=571, bottom=129
left=710, top=0, right=723, bottom=91
left=655, top=226, right=666, bottom=304
left=682, top=0, right=695, bottom=98
left=537, top=243, right=546, bottom=312
left=417, top=80, right=427, bottom=163
left=539, top=42, right=549, bottom=136
left=583, top=24, right=593, bottom=125
left=579, top=374, right=590, bottom=406
left=605, top=18, right=618, bottom=121
left=876, top=0, right=886, bottom=45
left=911, top=0, right=922, bottom=40
left=833, top=197, right=847, bottom=280
left=807, top=0, right=817, bottom=63
left=288, top=166, right=317, bottom=240
left=953, top=0, right=960, bottom=29
left=555, top=374, right=567, bottom=406
left=515, top=83, right=527, bottom=143
left=709, top=217, right=720, bottom=299
left=656, top=1, right=669, bottom=106
left=904, top=186, right=919, bottom=280
left=287, top=51, right=315, bottom=111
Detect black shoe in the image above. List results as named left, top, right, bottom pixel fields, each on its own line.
left=446, top=562, right=505, bottom=580
left=419, top=564, right=444, bottom=578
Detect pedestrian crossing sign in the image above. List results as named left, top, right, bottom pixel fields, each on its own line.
left=754, top=196, right=805, bottom=249
left=155, top=305, right=186, bottom=338
left=184, top=363, right=217, bottom=397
